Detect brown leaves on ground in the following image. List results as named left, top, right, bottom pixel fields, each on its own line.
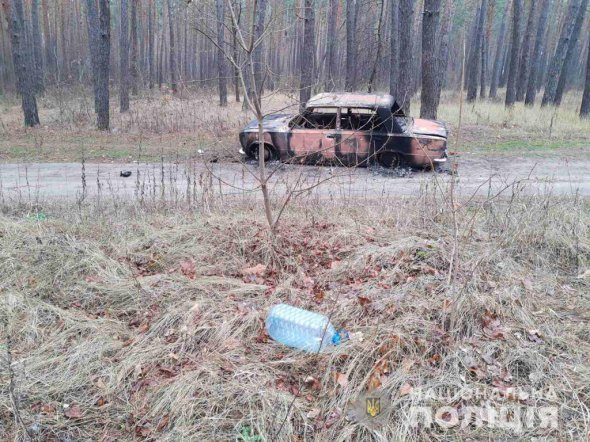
left=482, top=310, right=507, bottom=340
left=334, top=372, right=348, bottom=388
left=179, top=259, right=196, bottom=279
left=241, top=263, right=267, bottom=284
left=64, top=403, right=83, bottom=419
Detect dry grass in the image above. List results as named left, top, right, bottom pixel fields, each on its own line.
left=1, top=182, right=589, bottom=440
left=1, top=87, right=588, bottom=162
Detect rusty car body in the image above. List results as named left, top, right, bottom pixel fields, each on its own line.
left=239, top=93, right=448, bottom=168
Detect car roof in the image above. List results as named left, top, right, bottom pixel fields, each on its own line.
left=306, top=92, right=395, bottom=109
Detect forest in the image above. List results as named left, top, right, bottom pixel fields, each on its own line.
left=1, top=0, right=590, bottom=130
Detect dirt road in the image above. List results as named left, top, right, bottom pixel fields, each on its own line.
left=1, top=154, right=589, bottom=203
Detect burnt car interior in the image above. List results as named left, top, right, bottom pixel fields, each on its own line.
left=291, top=107, right=385, bottom=131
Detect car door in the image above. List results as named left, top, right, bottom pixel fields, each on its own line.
left=288, top=107, right=339, bottom=164
left=337, top=107, right=387, bottom=166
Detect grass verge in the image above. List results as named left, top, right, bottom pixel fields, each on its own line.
left=0, top=185, right=589, bottom=440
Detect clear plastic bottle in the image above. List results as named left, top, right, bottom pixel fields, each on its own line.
left=265, top=304, right=342, bottom=353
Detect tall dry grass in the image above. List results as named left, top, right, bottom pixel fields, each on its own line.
left=0, top=176, right=588, bottom=440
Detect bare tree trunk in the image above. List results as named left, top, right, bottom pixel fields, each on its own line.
left=147, top=0, right=154, bottom=89
left=299, top=0, right=315, bottom=109
left=479, top=9, right=487, bottom=99
left=368, top=0, right=385, bottom=92
left=120, top=0, right=130, bottom=112
left=85, top=0, right=110, bottom=130
left=166, top=0, right=176, bottom=93
left=10, top=0, right=40, bottom=126
left=467, top=0, right=486, bottom=102
left=130, top=0, right=139, bottom=95
left=30, top=0, right=43, bottom=92
left=542, top=0, right=582, bottom=106
left=420, top=0, right=441, bottom=118
left=433, top=0, right=453, bottom=109
left=581, top=30, right=590, bottom=117
left=216, top=0, right=227, bottom=106
left=516, top=0, right=537, bottom=101
left=325, top=0, right=337, bottom=90
left=345, top=0, right=356, bottom=91
left=389, top=0, right=399, bottom=98
left=554, top=0, right=588, bottom=105
left=252, top=0, right=268, bottom=97
left=525, top=0, right=549, bottom=105
left=398, top=0, right=414, bottom=113
left=40, top=0, right=54, bottom=82
left=505, top=0, right=522, bottom=107
left=231, top=0, right=241, bottom=102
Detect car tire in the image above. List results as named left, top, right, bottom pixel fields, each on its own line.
left=251, top=143, right=275, bottom=162
left=377, top=151, right=403, bottom=168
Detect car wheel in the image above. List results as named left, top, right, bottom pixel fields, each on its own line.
left=378, top=151, right=403, bottom=168
left=252, top=144, right=274, bottom=162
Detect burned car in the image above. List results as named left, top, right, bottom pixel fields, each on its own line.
left=239, top=93, right=448, bottom=168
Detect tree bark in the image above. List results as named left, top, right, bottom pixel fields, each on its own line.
left=368, top=0, right=385, bottom=92
left=147, top=0, right=154, bottom=89
left=40, top=0, right=54, bottom=82
left=553, top=0, right=588, bottom=105
left=389, top=0, right=399, bottom=98
left=9, top=0, right=40, bottom=126
left=120, top=0, right=130, bottom=112
left=216, top=0, right=227, bottom=106
left=299, top=0, right=315, bottom=109
left=525, top=0, right=549, bottom=105
left=231, top=0, right=241, bottom=102
left=130, top=0, right=139, bottom=95
left=505, top=0, right=522, bottom=107
left=398, top=0, right=414, bottom=114
left=30, top=0, right=44, bottom=92
left=466, top=0, right=486, bottom=102
left=85, top=0, right=110, bottom=130
left=433, top=0, right=453, bottom=109
left=420, top=0, right=441, bottom=118
left=542, top=0, right=582, bottom=106
left=345, top=0, right=356, bottom=91
left=325, top=0, right=337, bottom=90
left=516, top=0, right=537, bottom=101
left=166, top=0, right=177, bottom=93
left=580, top=30, right=590, bottom=117
left=252, top=0, right=268, bottom=97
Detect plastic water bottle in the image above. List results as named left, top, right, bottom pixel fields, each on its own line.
left=266, top=304, right=343, bottom=353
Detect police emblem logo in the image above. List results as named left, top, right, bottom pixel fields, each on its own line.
left=366, top=397, right=381, bottom=417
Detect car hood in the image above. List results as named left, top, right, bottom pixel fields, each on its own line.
left=242, top=114, right=293, bottom=132
left=412, top=118, right=448, bottom=138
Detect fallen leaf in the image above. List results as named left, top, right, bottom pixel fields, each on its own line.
left=307, top=408, right=321, bottom=419
left=241, top=263, right=267, bottom=277
left=40, top=404, right=55, bottom=415
left=157, top=414, right=170, bottom=431
left=335, top=372, right=348, bottom=388
left=64, top=403, right=83, bottom=419
left=84, top=275, right=104, bottom=283
left=357, top=296, right=372, bottom=307
left=180, top=260, right=196, bottom=279
left=367, top=373, right=382, bottom=391
left=399, top=383, right=414, bottom=396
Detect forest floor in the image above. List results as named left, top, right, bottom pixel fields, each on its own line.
left=0, top=88, right=589, bottom=163
left=1, top=190, right=589, bottom=440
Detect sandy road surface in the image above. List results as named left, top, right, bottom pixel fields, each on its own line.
left=1, top=154, right=589, bottom=203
